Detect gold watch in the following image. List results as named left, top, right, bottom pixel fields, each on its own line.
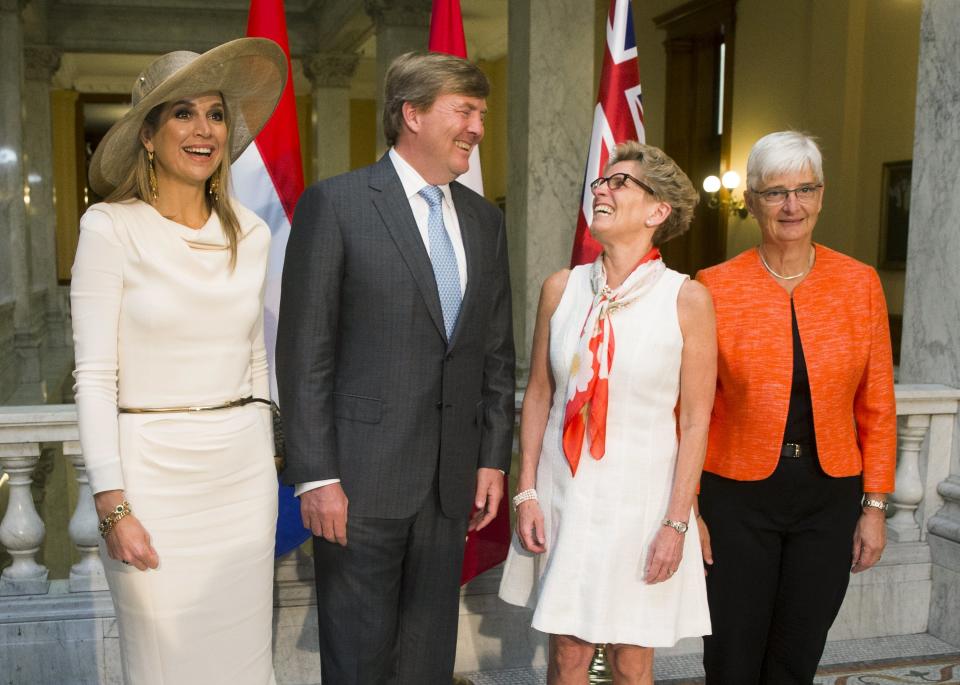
left=862, top=497, right=888, bottom=512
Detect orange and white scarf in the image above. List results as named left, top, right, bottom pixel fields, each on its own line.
left=561, top=248, right=664, bottom=476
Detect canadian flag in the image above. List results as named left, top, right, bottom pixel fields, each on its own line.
left=570, top=0, right=645, bottom=266
left=231, top=0, right=310, bottom=556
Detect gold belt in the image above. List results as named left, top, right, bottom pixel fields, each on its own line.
left=117, top=396, right=271, bottom=414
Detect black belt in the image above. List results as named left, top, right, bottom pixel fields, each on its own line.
left=780, top=442, right=815, bottom=459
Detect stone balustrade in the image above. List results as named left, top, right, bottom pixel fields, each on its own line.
left=888, top=385, right=960, bottom=543
left=1, top=386, right=959, bottom=680
left=0, top=394, right=529, bottom=601
left=0, top=405, right=78, bottom=596
left=0, top=404, right=319, bottom=599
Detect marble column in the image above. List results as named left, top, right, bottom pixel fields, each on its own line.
left=23, top=45, right=63, bottom=349
left=899, top=0, right=960, bottom=647
left=304, top=51, right=360, bottom=181
left=506, top=0, right=595, bottom=370
left=0, top=0, right=31, bottom=403
left=363, top=0, right=431, bottom=152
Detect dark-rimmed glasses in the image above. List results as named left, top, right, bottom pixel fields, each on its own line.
left=590, top=173, right=656, bottom=196
left=751, top=183, right=823, bottom=206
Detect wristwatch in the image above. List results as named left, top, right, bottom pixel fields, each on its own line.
left=862, top=497, right=889, bottom=512
left=662, top=518, right=688, bottom=534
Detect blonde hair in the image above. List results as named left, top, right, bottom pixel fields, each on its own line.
left=105, top=99, right=242, bottom=269
left=607, top=141, right=700, bottom=246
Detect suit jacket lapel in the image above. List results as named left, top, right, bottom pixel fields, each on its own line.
left=368, top=155, right=447, bottom=341
left=449, top=182, right=482, bottom=349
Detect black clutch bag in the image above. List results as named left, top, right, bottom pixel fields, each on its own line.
left=244, top=397, right=285, bottom=472
left=270, top=401, right=285, bottom=473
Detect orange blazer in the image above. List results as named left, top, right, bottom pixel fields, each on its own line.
left=696, top=245, right=896, bottom=493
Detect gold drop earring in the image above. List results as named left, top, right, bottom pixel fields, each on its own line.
left=208, top=171, right=220, bottom=203
left=147, top=150, right=158, bottom=203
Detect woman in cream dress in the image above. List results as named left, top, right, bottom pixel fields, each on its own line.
left=499, top=142, right=715, bottom=684
left=71, top=39, right=287, bottom=684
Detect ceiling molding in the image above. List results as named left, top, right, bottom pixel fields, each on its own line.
left=38, top=0, right=506, bottom=90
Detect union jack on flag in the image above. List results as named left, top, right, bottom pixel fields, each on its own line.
left=570, top=0, right=645, bottom=266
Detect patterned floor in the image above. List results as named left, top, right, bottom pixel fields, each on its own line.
left=815, top=655, right=960, bottom=684
left=458, top=634, right=960, bottom=684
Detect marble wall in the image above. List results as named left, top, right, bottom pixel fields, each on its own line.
left=899, top=0, right=960, bottom=647
left=24, top=46, right=62, bottom=340
left=305, top=52, right=359, bottom=182
left=367, top=0, right=431, bottom=153
left=506, top=0, right=595, bottom=364
left=0, top=302, right=14, bottom=401
left=0, top=1, right=25, bottom=402
left=0, top=7, right=68, bottom=404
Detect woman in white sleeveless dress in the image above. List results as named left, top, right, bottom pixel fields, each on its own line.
left=499, top=141, right=716, bottom=684
left=71, top=40, right=287, bottom=684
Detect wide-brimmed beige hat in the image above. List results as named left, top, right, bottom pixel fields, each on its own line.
left=89, top=37, right=288, bottom=197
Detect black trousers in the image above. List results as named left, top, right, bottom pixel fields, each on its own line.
left=312, top=487, right=469, bottom=685
left=699, top=452, right=862, bottom=685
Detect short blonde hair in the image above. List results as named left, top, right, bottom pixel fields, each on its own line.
left=607, top=141, right=699, bottom=246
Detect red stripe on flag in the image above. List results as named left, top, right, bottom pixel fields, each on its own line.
left=428, top=0, right=468, bottom=58
left=570, top=0, right=644, bottom=267
left=596, top=47, right=644, bottom=143
left=571, top=220, right=603, bottom=266
left=246, top=0, right=304, bottom=221
left=428, top=0, right=512, bottom=586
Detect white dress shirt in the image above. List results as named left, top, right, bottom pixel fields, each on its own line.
left=295, top=148, right=469, bottom=497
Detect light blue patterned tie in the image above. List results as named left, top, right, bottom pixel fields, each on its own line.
left=419, top=185, right=462, bottom=339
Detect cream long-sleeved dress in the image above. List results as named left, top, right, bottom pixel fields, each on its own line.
left=71, top=199, right=278, bottom=685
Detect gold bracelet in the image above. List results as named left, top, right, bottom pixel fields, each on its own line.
left=98, top=501, right=132, bottom=538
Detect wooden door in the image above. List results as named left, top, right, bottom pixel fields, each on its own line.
left=654, top=0, right=737, bottom=276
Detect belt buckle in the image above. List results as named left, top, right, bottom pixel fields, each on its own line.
left=784, top=443, right=801, bottom=458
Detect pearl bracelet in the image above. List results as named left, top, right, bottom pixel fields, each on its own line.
left=512, top=488, right=538, bottom=510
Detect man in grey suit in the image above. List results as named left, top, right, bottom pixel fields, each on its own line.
left=276, top=52, right=515, bottom=685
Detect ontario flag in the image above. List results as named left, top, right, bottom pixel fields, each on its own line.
left=231, top=0, right=311, bottom=556
left=428, top=0, right=509, bottom=584
left=570, top=0, right=645, bottom=266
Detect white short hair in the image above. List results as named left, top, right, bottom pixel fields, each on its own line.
left=746, top=131, right=823, bottom=190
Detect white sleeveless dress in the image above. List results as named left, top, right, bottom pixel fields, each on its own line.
left=499, top=263, right=711, bottom=646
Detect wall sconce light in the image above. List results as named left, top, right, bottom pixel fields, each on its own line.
left=702, top=171, right=748, bottom=219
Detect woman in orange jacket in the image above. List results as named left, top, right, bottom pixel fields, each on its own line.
left=695, top=131, right=896, bottom=684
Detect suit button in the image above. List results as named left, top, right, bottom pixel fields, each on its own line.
left=445, top=352, right=454, bottom=361
left=435, top=401, right=443, bottom=409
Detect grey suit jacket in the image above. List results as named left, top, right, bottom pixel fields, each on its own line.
left=276, top=154, right=515, bottom=519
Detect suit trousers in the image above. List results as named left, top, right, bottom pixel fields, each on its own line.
left=312, top=485, right=469, bottom=685
left=699, top=452, right=862, bottom=685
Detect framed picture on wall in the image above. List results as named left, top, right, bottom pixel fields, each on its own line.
left=878, top=160, right=912, bottom=270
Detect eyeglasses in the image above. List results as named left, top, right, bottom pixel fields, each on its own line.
left=590, top=173, right=656, bottom=196
left=751, top=183, right=823, bottom=206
